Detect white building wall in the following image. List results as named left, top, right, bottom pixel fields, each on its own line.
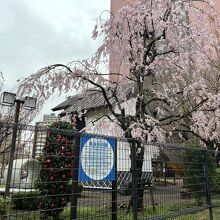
left=83, top=105, right=159, bottom=174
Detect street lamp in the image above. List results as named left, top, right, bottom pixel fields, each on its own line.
left=1, top=92, right=37, bottom=109
left=0, top=92, right=16, bottom=106
left=0, top=92, right=36, bottom=196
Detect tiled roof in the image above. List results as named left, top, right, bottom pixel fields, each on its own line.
left=52, top=82, right=134, bottom=113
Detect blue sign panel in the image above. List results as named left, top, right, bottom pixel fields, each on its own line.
left=79, top=134, right=116, bottom=181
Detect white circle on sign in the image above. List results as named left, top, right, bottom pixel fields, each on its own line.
left=80, top=138, right=114, bottom=180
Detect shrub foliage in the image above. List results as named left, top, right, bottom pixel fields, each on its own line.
left=0, top=197, right=10, bottom=220
left=12, top=191, right=40, bottom=210
left=36, top=121, right=75, bottom=219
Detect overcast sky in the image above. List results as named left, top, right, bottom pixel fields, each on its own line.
left=0, top=0, right=109, bottom=121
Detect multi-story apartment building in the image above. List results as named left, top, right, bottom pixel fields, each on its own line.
left=32, top=113, right=59, bottom=158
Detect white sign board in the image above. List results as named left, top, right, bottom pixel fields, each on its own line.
left=79, top=135, right=116, bottom=181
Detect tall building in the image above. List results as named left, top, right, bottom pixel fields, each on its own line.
left=32, top=113, right=60, bottom=158
left=42, top=113, right=59, bottom=124
left=110, top=0, right=137, bottom=14
left=109, top=0, right=137, bottom=83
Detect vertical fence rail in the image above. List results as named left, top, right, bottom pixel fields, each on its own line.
left=112, top=139, right=117, bottom=220
left=131, top=140, right=138, bottom=220
left=31, top=126, right=38, bottom=159
left=204, top=148, right=214, bottom=220
left=71, top=134, right=80, bottom=220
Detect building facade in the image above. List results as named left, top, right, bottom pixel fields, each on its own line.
left=32, top=113, right=60, bottom=158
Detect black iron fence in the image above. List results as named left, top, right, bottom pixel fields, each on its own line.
left=0, top=122, right=219, bottom=219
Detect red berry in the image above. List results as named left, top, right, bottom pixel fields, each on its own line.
left=61, top=200, right=66, bottom=206
left=57, top=135, right=62, bottom=141
left=62, top=174, right=66, bottom=179
left=50, top=176, right=54, bottom=181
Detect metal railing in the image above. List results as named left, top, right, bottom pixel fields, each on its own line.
left=0, top=122, right=219, bottom=220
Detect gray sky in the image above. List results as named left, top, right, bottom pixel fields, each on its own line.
left=0, top=0, right=109, bottom=121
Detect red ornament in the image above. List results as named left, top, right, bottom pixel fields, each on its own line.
left=66, top=152, right=71, bottom=156
left=49, top=167, right=54, bottom=172
left=61, top=200, right=66, bottom=207
left=46, top=159, right=51, bottom=163
left=50, top=176, right=54, bottom=181
left=60, top=184, right=64, bottom=189
left=51, top=203, right=55, bottom=208
left=57, top=135, right=62, bottom=142
left=62, top=174, right=66, bottom=179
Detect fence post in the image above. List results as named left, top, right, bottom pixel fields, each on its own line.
left=204, top=148, right=213, bottom=220
left=5, top=101, right=21, bottom=197
left=70, top=134, right=80, bottom=220
left=32, top=125, right=38, bottom=159
left=131, top=140, right=138, bottom=220
left=112, top=140, right=117, bottom=220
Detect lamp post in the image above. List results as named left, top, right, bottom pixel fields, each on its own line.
left=0, top=92, right=36, bottom=196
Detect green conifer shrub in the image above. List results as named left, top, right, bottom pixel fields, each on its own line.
left=36, top=121, right=75, bottom=220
